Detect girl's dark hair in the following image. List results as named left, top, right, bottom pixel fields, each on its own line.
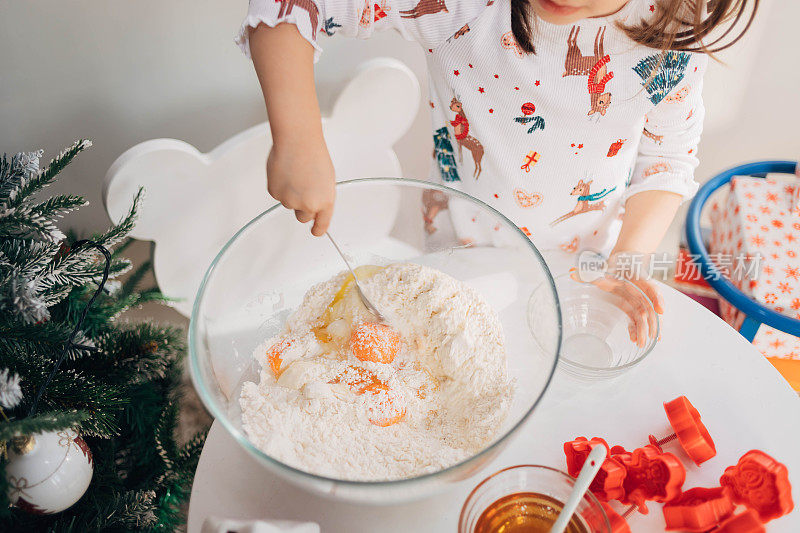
left=510, top=0, right=759, bottom=55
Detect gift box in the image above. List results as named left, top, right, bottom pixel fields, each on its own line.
left=708, top=175, right=800, bottom=391
left=669, top=246, right=722, bottom=316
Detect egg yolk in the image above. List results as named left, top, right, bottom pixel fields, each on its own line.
left=368, top=389, right=407, bottom=427
left=329, top=365, right=387, bottom=395
left=313, top=265, right=384, bottom=345
left=329, top=365, right=405, bottom=427
left=266, top=339, right=292, bottom=377
left=350, top=323, right=401, bottom=364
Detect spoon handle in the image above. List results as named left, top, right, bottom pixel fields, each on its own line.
left=550, top=444, right=605, bottom=533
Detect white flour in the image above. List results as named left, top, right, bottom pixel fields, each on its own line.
left=239, top=263, right=513, bottom=481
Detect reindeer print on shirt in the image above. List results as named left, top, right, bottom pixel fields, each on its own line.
left=276, top=0, right=320, bottom=39
left=359, top=0, right=390, bottom=27
left=501, top=31, right=523, bottom=57
left=450, top=97, right=484, bottom=179
left=642, top=128, right=664, bottom=145
left=551, top=179, right=616, bottom=226
left=400, top=0, right=448, bottom=18
left=563, top=26, right=614, bottom=117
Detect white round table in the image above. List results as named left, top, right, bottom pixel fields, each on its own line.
left=187, top=285, right=800, bottom=532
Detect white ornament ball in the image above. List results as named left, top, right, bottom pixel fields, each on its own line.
left=5, top=428, right=93, bottom=514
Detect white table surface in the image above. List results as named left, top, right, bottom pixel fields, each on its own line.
left=187, top=284, right=800, bottom=532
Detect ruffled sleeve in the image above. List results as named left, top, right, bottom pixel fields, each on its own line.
left=236, top=0, right=325, bottom=61
left=236, top=0, right=490, bottom=63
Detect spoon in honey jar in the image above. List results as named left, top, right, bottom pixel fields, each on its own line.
left=326, top=233, right=388, bottom=323
left=551, top=444, right=606, bottom=533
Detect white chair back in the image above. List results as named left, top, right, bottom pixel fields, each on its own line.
left=104, top=58, right=421, bottom=316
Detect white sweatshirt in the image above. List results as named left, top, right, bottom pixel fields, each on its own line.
left=237, top=0, right=707, bottom=256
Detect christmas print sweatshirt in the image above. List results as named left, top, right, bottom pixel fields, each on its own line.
left=237, top=0, right=707, bottom=256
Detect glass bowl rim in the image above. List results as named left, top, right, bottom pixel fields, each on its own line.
left=543, top=271, right=660, bottom=374
left=188, top=177, right=562, bottom=488
left=458, top=463, right=612, bottom=533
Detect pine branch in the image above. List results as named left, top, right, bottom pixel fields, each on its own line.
left=0, top=239, right=59, bottom=278
left=0, top=149, right=42, bottom=205
left=30, top=195, right=88, bottom=220
left=0, top=208, right=66, bottom=242
left=38, top=285, right=73, bottom=307
left=47, top=490, right=158, bottom=532
left=4, top=349, right=127, bottom=437
left=37, top=253, right=131, bottom=294
left=120, top=258, right=152, bottom=298
left=175, top=430, right=207, bottom=473
left=93, top=188, right=143, bottom=249
left=5, top=140, right=91, bottom=209
left=111, top=236, right=136, bottom=260
left=0, top=318, right=93, bottom=361
left=0, top=410, right=89, bottom=441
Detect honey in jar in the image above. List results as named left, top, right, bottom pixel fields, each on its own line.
left=473, top=492, right=589, bottom=533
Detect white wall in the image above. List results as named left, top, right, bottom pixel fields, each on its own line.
left=1, top=0, right=797, bottom=238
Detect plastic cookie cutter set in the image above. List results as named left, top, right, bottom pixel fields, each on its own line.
left=718, top=450, right=793, bottom=523
left=647, top=395, right=717, bottom=466
left=660, top=448, right=793, bottom=532
left=562, top=395, right=794, bottom=532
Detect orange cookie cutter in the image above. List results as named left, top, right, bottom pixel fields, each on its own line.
left=662, top=487, right=735, bottom=532
left=618, top=444, right=686, bottom=514
left=648, top=395, right=716, bottom=466
left=564, top=437, right=627, bottom=502
left=720, top=449, right=794, bottom=522
left=600, top=502, right=631, bottom=533
left=713, top=509, right=766, bottom=533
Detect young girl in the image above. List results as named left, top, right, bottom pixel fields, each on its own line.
left=236, top=0, right=755, bottom=320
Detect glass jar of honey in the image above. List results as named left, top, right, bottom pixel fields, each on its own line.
left=459, top=465, right=611, bottom=533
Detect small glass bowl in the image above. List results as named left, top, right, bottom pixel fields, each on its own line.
left=458, top=465, right=611, bottom=533
left=532, top=272, right=659, bottom=380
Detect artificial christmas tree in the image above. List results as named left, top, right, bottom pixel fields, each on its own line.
left=0, top=140, right=207, bottom=531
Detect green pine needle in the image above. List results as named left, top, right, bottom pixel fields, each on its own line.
left=0, top=410, right=89, bottom=442
left=5, top=140, right=92, bottom=209
left=30, top=195, right=88, bottom=220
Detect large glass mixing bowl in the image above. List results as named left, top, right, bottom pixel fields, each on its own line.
left=189, top=178, right=562, bottom=504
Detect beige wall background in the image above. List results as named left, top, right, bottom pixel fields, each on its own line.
left=1, top=0, right=797, bottom=248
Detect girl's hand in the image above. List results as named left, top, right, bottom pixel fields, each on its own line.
left=267, top=138, right=336, bottom=236
left=607, top=251, right=663, bottom=346
left=250, top=23, right=332, bottom=235
left=570, top=264, right=659, bottom=348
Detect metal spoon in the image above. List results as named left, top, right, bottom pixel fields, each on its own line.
left=326, top=233, right=387, bottom=323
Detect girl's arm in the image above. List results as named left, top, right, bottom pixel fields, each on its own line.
left=612, top=190, right=681, bottom=256
left=251, top=23, right=334, bottom=236
left=610, top=52, right=710, bottom=311
left=239, top=0, right=488, bottom=235
left=609, top=189, right=681, bottom=314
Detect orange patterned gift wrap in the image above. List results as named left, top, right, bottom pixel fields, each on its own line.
left=708, top=176, right=800, bottom=390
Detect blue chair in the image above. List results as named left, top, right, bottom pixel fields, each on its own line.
left=685, top=160, right=800, bottom=342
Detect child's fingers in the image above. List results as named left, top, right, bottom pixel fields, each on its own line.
left=311, top=207, right=333, bottom=236
left=625, top=281, right=657, bottom=340
left=604, top=279, right=651, bottom=346
left=295, top=210, right=314, bottom=223
left=637, top=278, right=664, bottom=314
left=608, top=284, right=644, bottom=345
